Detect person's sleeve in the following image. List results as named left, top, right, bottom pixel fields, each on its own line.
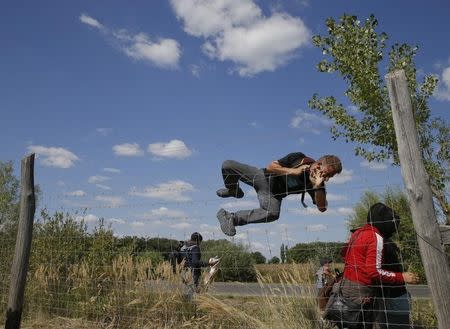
left=278, top=152, right=306, bottom=168
left=365, top=232, right=404, bottom=285
left=190, top=246, right=208, bottom=268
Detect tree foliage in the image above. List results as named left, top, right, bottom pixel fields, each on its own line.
left=309, top=14, right=449, bottom=220
left=250, top=251, right=266, bottom=264
left=268, top=256, right=281, bottom=264
left=201, top=239, right=256, bottom=281
left=287, top=241, right=345, bottom=264
left=0, top=161, right=20, bottom=231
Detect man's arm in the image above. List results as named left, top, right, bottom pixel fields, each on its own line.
left=266, top=160, right=308, bottom=176
left=190, top=246, right=208, bottom=269
left=366, top=233, right=405, bottom=285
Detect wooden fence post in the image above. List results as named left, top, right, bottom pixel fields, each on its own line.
left=386, top=70, right=450, bottom=329
left=5, top=154, right=36, bottom=329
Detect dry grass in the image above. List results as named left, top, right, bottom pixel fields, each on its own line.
left=6, top=256, right=438, bottom=329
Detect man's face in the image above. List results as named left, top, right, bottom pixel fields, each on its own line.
left=311, top=163, right=337, bottom=182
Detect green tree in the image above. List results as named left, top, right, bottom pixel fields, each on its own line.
left=347, top=188, right=426, bottom=280
left=202, top=239, right=256, bottom=282
left=0, top=161, right=20, bottom=231
left=309, top=14, right=449, bottom=221
left=280, top=243, right=286, bottom=263
left=287, top=242, right=344, bottom=264
left=268, top=256, right=280, bottom=264
left=250, top=251, right=266, bottom=264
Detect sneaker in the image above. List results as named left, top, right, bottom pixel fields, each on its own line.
left=216, top=208, right=236, bottom=236
left=216, top=187, right=244, bottom=198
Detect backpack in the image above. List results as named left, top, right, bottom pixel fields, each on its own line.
left=169, top=241, right=186, bottom=274
left=293, top=156, right=315, bottom=208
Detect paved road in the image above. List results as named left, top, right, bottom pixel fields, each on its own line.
left=148, top=281, right=431, bottom=299
left=208, top=283, right=430, bottom=299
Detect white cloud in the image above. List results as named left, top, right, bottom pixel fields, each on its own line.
left=96, top=184, right=111, bottom=190
left=290, top=110, right=331, bottom=134
left=190, top=64, right=201, bottom=77
left=80, top=14, right=181, bottom=69
left=148, top=139, right=193, bottom=159
left=326, top=193, right=347, bottom=202
left=435, top=67, right=450, bottom=101
left=360, top=160, right=387, bottom=171
left=103, top=167, right=120, bottom=173
left=221, top=199, right=259, bottom=210
left=170, top=0, right=310, bottom=76
left=28, top=145, right=79, bottom=168
left=130, top=180, right=195, bottom=201
left=337, top=207, right=354, bottom=216
left=170, top=222, right=192, bottom=230
left=66, top=190, right=86, bottom=197
left=288, top=207, right=331, bottom=216
left=199, top=223, right=222, bottom=237
left=145, top=207, right=188, bottom=220
left=79, top=14, right=104, bottom=30
left=328, top=169, right=353, bottom=184
left=249, top=241, right=267, bottom=252
left=95, top=195, right=124, bottom=207
left=96, top=128, right=112, bottom=136
left=306, top=224, right=327, bottom=232
left=75, top=214, right=99, bottom=223
left=171, top=0, right=261, bottom=37
left=113, top=143, right=144, bottom=157
left=122, top=32, right=181, bottom=69
left=108, top=218, right=126, bottom=224
left=131, top=221, right=145, bottom=227
left=88, top=175, right=110, bottom=184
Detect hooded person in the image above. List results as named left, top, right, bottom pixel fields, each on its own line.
left=180, top=232, right=219, bottom=288
left=327, top=203, right=418, bottom=329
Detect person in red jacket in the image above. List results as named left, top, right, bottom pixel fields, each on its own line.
left=339, top=203, right=419, bottom=328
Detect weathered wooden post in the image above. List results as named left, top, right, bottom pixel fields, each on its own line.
left=5, top=154, right=36, bottom=329
left=386, top=70, right=450, bottom=329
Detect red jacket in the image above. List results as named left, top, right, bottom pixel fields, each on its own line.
left=341, top=224, right=404, bottom=286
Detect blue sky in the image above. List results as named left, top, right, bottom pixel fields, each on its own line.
left=1, top=0, right=449, bottom=258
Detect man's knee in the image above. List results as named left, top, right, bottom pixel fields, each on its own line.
left=266, top=211, right=280, bottom=222
left=222, top=160, right=238, bottom=170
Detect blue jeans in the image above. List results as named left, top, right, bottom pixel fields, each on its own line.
left=376, top=292, right=411, bottom=329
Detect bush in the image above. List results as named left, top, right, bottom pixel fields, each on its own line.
left=201, top=239, right=256, bottom=282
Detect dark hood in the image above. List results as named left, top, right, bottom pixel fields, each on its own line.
left=367, top=202, right=400, bottom=238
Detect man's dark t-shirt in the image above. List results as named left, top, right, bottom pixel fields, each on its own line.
left=266, top=152, right=323, bottom=202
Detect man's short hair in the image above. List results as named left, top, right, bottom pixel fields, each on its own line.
left=318, top=155, right=342, bottom=174
left=191, top=232, right=203, bottom=244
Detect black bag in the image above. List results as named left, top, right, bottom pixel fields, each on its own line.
left=323, top=230, right=367, bottom=329
left=169, top=241, right=186, bottom=274
left=323, top=285, right=364, bottom=329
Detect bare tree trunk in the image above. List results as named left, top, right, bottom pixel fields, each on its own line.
left=386, top=70, right=450, bottom=329
left=5, top=154, right=36, bottom=329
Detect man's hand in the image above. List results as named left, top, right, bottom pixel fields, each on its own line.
left=402, top=272, right=419, bottom=284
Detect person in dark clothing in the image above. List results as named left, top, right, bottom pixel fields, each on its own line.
left=181, top=232, right=219, bottom=289
left=215, top=153, right=342, bottom=236
left=375, top=239, right=412, bottom=329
